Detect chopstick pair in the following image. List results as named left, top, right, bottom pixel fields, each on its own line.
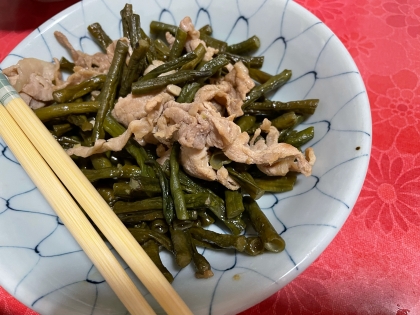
left=0, top=72, right=193, bottom=315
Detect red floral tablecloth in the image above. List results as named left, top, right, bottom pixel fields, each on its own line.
left=1, top=0, right=419, bottom=314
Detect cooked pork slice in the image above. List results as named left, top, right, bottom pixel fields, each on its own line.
left=216, top=167, right=240, bottom=190
left=305, top=147, right=316, bottom=166
left=180, top=146, right=240, bottom=190
left=223, top=61, right=255, bottom=101
left=55, top=68, right=104, bottom=90
left=177, top=17, right=218, bottom=61
left=3, top=58, right=62, bottom=103
left=54, top=31, right=110, bottom=73
left=180, top=146, right=217, bottom=181
left=194, top=62, right=254, bottom=117
left=156, top=144, right=172, bottom=165
left=223, top=131, right=313, bottom=176
left=112, top=92, right=174, bottom=127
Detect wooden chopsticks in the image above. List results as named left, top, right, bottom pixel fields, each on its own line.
left=0, top=72, right=193, bottom=315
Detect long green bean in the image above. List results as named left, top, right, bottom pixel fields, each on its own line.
left=149, top=21, right=178, bottom=35
left=242, top=69, right=292, bottom=109
left=142, top=240, right=174, bottom=283
left=82, top=165, right=142, bottom=182
left=244, top=99, right=319, bottom=115
left=170, top=142, right=188, bottom=220
left=88, top=23, right=113, bottom=51
left=189, top=226, right=246, bottom=252
left=132, top=70, right=212, bottom=94
left=168, top=27, right=188, bottom=61
left=91, top=40, right=128, bottom=143
left=34, top=101, right=100, bottom=122
left=53, top=75, right=106, bottom=103
left=119, top=39, right=149, bottom=97
left=227, top=35, right=260, bottom=55
left=140, top=52, right=197, bottom=81
left=243, top=196, right=285, bottom=252
left=170, top=227, right=192, bottom=268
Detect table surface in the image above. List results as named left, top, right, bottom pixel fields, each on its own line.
left=1, top=0, right=419, bottom=314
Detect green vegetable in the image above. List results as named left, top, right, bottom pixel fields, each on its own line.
left=91, top=40, right=129, bottom=143
left=254, top=173, right=297, bottom=193
left=170, top=143, right=188, bottom=220
left=132, top=70, right=212, bottom=94
left=170, top=227, right=192, bottom=268
left=242, top=69, right=292, bottom=109
left=34, top=101, right=100, bottom=122
left=119, top=39, right=150, bottom=97
left=88, top=23, right=113, bottom=51
left=142, top=240, right=174, bottom=283
left=243, top=196, right=285, bottom=253
left=53, top=75, right=107, bottom=103
left=189, top=226, right=247, bottom=252
left=140, top=52, right=197, bottom=81
left=244, top=99, right=319, bottom=115
left=225, top=190, right=245, bottom=219
left=227, top=35, right=260, bottom=55
left=168, top=27, right=188, bottom=60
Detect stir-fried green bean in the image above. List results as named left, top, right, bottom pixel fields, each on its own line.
left=242, top=69, right=292, bottom=109
left=235, top=115, right=257, bottom=133
left=140, top=52, right=197, bottom=81
left=53, top=75, right=106, bottom=103
left=244, top=99, right=319, bottom=115
left=82, top=165, right=142, bottom=182
left=119, top=39, right=149, bottom=97
left=248, top=68, right=272, bottom=84
left=90, top=153, right=113, bottom=170
left=190, top=235, right=214, bottom=279
left=181, top=44, right=206, bottom=70
left=189, top=226, right=247, bottom=252
left=176, top=82, right=201, bottom=103
left=142, top=240, right=174, bottom=283
left=129, top=227, right=173, bottom=251
left=227, top=35, right=260, bottom=55
left=34, top=101, right=100, bottom=122
left=199, top=33, right=227, bottom=52
left=226, top=167, right=265, bottom=200
left=198, top=24, right=213, bottom=36
left=59, top=56, right=75, bottom=71
left=197, top=56, right=230, bottom=76
left=243, top=196, right=285, bottom=252
left=88, top=23, right=113, bottom=51
left=225, top=190, right=245, bottom=219
left=221, top=52, right=264, bottom=68
left=149, top=219, right=169, bottom=234
left=132, top=70, right=212, bottom=94
left=271, top=112, right=299, bottom=130
left=51, top=123, right=72, bottom=137
left=91, top=40, right=129, bottom=143
left=170, top=142, right=188, bottom=220
left=244, top=236, right=265, bottom=256
left=168, top=27, right=188, bottom=60
left=66, top=114, right=93, bottom=131
left=284, top=126, right=315, bottom=148
left=170, top=227, right=192, bottom=268
left=254, top=173, right=297, bottom=193
left=150, top=21, right=178, bottom=35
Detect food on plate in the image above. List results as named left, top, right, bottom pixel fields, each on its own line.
left=3, top=3, right=318, bottom=281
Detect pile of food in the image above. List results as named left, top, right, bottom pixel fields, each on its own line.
left=3, top=3, right=318, bottom=281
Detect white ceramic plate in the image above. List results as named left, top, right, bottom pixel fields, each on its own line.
left=0, top=0, right=371, bottom=314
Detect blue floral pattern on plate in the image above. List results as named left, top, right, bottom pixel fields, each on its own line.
left=0, top=0, right=371, bottom=314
